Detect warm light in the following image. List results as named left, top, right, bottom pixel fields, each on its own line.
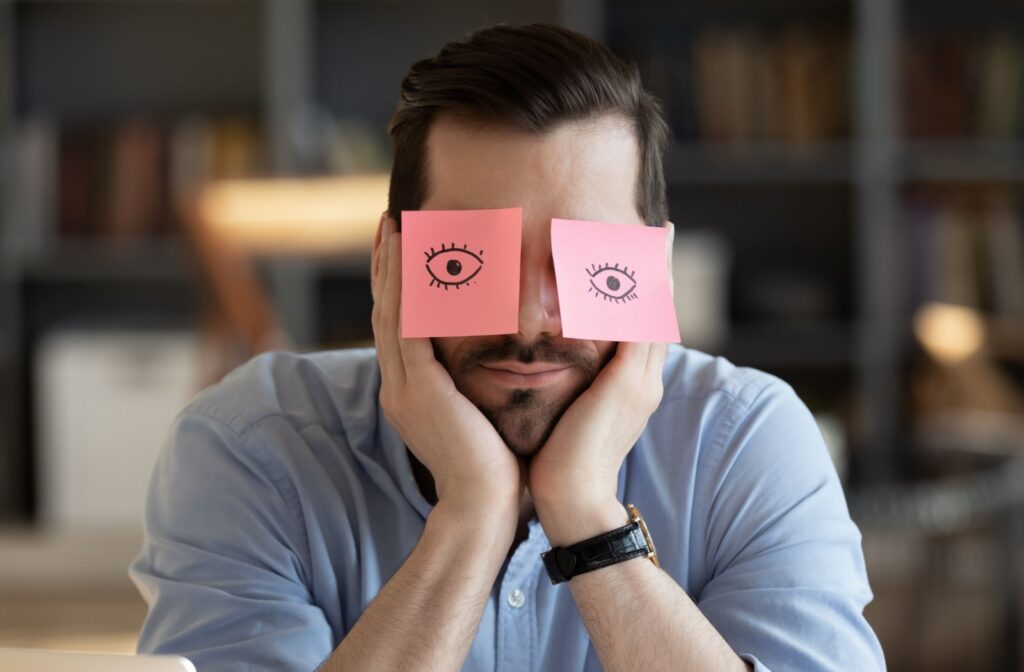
left=197, top=174, right=390, bottom=254
left=914, top=302, right=986, bottom=365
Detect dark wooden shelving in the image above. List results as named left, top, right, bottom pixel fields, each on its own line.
left=902, top=141, right=1024, bottom=184
left=722, top=321, right=856, bottom=369
left=15, top=237, right=196, bottom=284
left=665, top=142, right=854, bottom=185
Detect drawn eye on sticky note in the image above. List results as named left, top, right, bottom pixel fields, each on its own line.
left=401, top=208, right=521, bottom=337
left=425, top=243, right=485, bottom=290
left=587, top=263, right=638, bottom=303
left=551, top=218, right=680, bottom=343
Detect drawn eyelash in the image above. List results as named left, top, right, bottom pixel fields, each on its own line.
left=587, top=262, right=638, bottom=303
left=424, top=243, right=485, bottom=290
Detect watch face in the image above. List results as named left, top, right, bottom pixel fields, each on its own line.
left=628, top=504, right=660, bottom=568
left=638, top=517, right=658, bottom=560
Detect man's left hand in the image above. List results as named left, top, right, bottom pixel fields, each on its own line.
left=529, top=340, right=668, bottom=545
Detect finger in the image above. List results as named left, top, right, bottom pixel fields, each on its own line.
left=594, top=340, right=650, bottom=393
left=371, top=210, right=387, bottom=294
left=646, top=342, right=668, bottom=380
left=401, top=335, right=442, bottom=375
left=374, top=210, right=386, bottom=249
left=371, top=224, right=391, bottom=365
left=385, top=233, right=428, bottom=370
left=617, top=340, right=651, bottom=370
left=371, top=212, right=394, bottom=304
left=378, top=219, right=407, bottom=386
left=389, top=232, right=441, bottom=371
left=609, top=341, right=663, bottom=411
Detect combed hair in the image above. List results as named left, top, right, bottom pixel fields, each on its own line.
left=386, top=23, right=669, bottom=228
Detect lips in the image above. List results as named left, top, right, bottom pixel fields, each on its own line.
left=479, top=361, right=571, bottom=375
left=476, top=361, right=574, bottom=389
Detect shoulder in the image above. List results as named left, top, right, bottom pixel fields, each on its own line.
left=658, top=343, right=793, bottom=417
left=650, top=345, right=826, bottom=489
left=183, top=347, right=381, bottom=439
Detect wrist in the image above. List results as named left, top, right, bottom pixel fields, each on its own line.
left=430, top=491, right=519, bottom=544
left=534, top=495, right=627, bottom=547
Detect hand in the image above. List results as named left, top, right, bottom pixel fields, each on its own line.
left=529, top=221, right=674, bottom=545
left=529, top=340, right=668, bottom=544
left=371, top=214, right=522, bottom=516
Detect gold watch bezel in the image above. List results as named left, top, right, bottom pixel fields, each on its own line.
left=626, top=503, right=660, bottom=568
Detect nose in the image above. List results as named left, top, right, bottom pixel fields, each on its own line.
left=518, top=251, right=562, bottom=341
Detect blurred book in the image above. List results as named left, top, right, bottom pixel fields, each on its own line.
left=687, top=24, right=849, bottom=147
left=905, top=191, right=1024, bottom=317
left=37, top=116, right=268, bottom=242
left=0, top=117, right=57, bottom=260
left=976, top=32, right=1023, bottom=138
left=903, top=31, right=1024, bottom=139
left=108, top=120, right=166, bottom=238
left=614, top=22, right=849, bottom=147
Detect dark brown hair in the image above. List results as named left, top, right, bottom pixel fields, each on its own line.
left=386, top=23, right=669, bottom=228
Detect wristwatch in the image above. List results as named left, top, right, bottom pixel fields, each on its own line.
left=541, top=503, right=659, bottom=585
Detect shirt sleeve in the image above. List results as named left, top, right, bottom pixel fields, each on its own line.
left=129, top=410, right=335, bottom=671
left=694, top=381, right=886, bottom=672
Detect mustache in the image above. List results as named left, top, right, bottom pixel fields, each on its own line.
left=455, top=335, right=599, bottom=381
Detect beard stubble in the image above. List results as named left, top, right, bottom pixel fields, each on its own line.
left=435, top=335, right=607, bottom=457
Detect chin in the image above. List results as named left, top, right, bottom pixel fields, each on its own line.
left=434, top=334, right=607, bottom=454
left=475, top=386, right=581, bottom=457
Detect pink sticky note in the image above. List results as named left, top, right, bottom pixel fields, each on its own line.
left=401, top=208, right=521, bottom=337
left=551, top=218, right=680, bottom=343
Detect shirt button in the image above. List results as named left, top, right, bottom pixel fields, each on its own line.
left=507, top=588, right=526, bottom=608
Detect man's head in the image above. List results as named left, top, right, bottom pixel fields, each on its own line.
left=385, top=23, right=669, bottom=456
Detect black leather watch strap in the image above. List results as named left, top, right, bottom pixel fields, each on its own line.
left=541, top=521, right=650, bottom=585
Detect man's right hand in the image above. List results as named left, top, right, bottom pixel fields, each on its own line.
left=370, top=213, right=522, bottom=518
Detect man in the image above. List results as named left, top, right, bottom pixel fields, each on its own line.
left=131, top=23, right=885, bottom=671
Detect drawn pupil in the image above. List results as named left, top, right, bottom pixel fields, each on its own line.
left=606, top=276, right=620, bottom=291
left=446, top=259, right=462, bottom=276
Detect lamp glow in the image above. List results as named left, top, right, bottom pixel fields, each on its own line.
left=196, top=174, right=390, bottom=254
left=913, top=302, right=985, bottom=365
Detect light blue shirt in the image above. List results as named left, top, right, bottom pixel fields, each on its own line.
left=130, top=345, right=885, bottom=671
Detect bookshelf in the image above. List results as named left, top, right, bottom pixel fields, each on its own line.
left=1, top=0, right=1022, bottom=522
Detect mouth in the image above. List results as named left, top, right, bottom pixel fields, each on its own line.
left=477, top=361, right=573, bottom=388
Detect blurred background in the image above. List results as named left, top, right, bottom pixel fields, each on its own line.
left=0, top=1, right=1023, bottom=670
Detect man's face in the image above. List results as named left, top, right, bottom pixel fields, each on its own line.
left=421, top=114, right=646, bottom=457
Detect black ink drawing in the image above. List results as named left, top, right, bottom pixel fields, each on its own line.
left=587, top=263, right=638, bottom=303
left=425, top=243, right=484, bottom=290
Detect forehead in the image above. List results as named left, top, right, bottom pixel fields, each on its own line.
left=420, top=113, right=644, bottom=227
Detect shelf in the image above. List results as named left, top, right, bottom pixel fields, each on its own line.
left=664, top=142, right=853, bottom=185
left=15, top=238, right=196, bottom=284
left=901, top=140, right=1024, bottom=184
